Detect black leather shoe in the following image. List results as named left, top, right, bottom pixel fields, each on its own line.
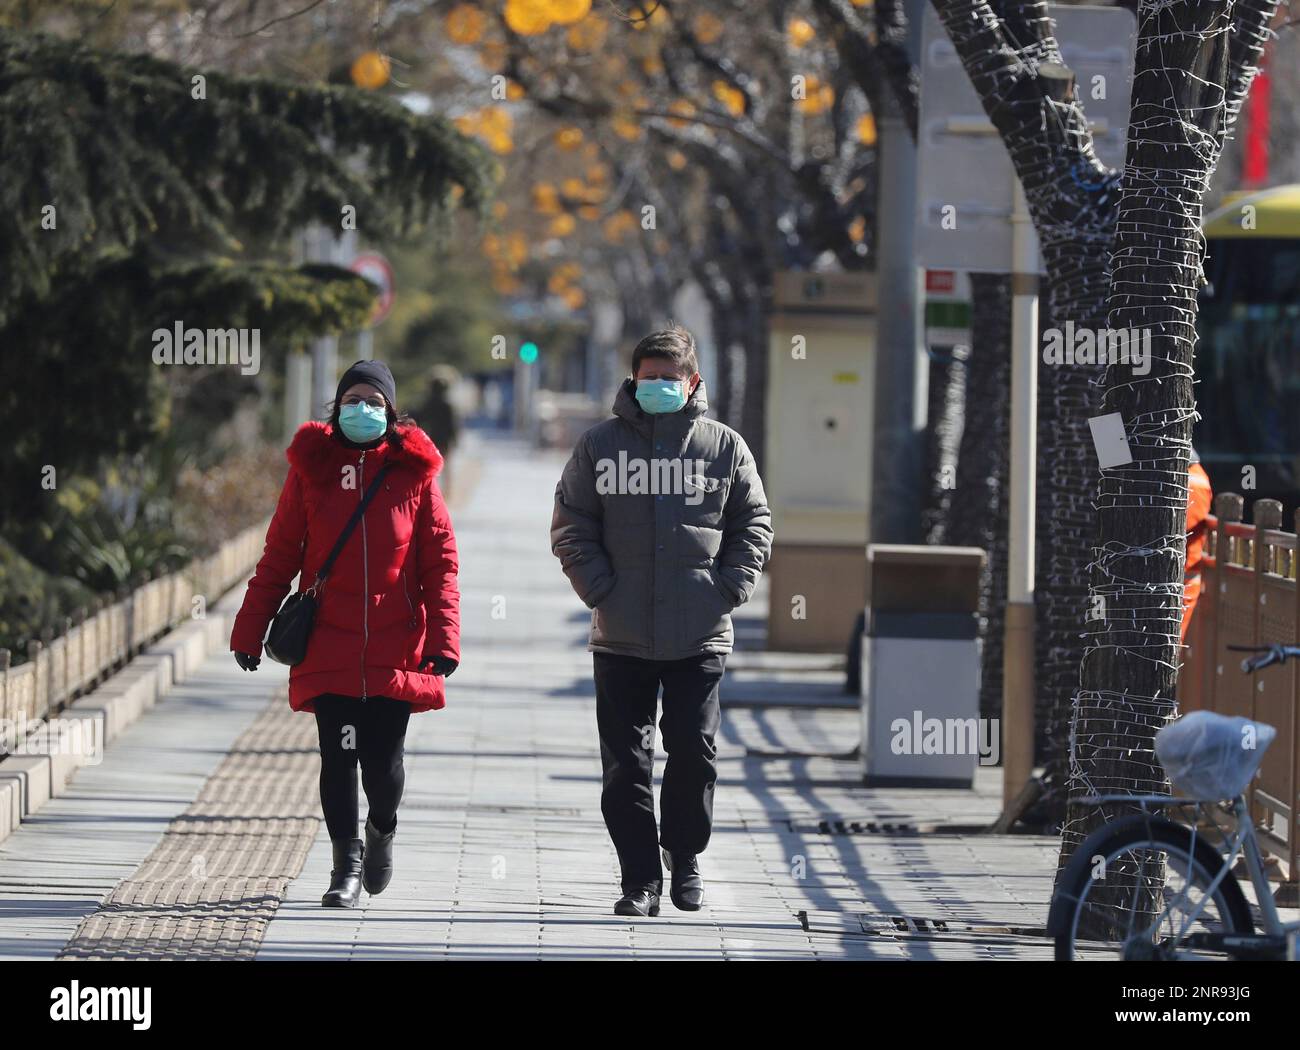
left=362, top=816, right=396, bottom=895
left=663, top=848, right=704, bottom=911
left=321, top=838, right=364, bottom=907
left=613, top=887, right=661, bottom=917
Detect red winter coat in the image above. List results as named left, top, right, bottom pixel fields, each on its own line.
left=230, top=421, right=460, bottom=713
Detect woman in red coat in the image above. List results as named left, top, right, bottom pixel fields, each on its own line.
left=230, top=360, right=460, bottom=908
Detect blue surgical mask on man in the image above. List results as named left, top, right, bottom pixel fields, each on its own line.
left=635, top=378, right=689, bottom=414
left=339, top=402, right=389, bottom=442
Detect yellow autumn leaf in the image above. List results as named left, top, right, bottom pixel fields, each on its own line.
left=445, top=4, right=485, bottom=44
left=505, top=0, right=551, bottom=36
left=788, top=18, right=815, bottom=48
left=350, top=51, right=390, bottom=90
left=555, top=126, right=584, bottom=151
left=506, top=232, right=529, bottom=265
left=612, top=114, right=643, bottom=140
left=532, top=183, right=562, bottom=215
left=547, top=0, right=592, bottom=25
left=712, top=80, right=745, bottom=117
left=481, top=107, right=512, bottom=133
left=667, top=99, right=696, bottom=128
left=796, top=76, right=834, bottom=114
left=693, top=12, right=724, bottom=44
left=602, top=211, right=636, bottom=242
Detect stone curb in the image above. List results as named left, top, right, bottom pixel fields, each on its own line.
left=0, top=593, right=243, bottom=846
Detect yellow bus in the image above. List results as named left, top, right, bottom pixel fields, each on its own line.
left=1196, top=184, right=1300, bottom=506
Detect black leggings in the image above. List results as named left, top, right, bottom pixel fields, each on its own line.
left=312, top=694, right=412, bottom=841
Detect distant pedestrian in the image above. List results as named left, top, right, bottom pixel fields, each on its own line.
left=415, top=363, right=463, bottom=498
left=551, top=324, right=773, bottom=917
left=230, top=360, right=461, bottom=908
left=416, top=364, right=462, bottom=461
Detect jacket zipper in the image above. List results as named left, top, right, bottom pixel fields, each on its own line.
left=359, top=451, right=369, bottom=702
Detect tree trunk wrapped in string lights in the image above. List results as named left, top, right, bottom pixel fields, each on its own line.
left=1060, top=0, right=1280, bottom=920
left=930, top=0, right=1122, bottom=818
left=954, top=273, right=1012, bottom=724
left=930, top=0, right=1281, bottom=831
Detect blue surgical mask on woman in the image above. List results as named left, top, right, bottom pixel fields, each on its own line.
left=338, top=402, right=389, bottom=443
left=635, top=378, right=688, bottom=414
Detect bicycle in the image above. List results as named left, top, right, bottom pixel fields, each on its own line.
left=1048, top=643, right=1300, bottom=961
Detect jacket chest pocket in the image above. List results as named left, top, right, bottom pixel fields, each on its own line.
left=681, top=472, right=728, bottom=526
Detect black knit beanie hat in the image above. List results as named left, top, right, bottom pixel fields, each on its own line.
left=336, top=360, right=397, bottom=409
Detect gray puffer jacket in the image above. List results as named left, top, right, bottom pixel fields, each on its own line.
left=551, top=378, right=773, bottom=661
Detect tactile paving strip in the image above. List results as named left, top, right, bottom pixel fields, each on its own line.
left=59, top=691, right=322, bottom=960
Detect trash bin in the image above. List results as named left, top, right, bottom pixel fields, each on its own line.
left=860, top=544, right=986, bottom=787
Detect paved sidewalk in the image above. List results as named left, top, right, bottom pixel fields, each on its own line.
left=0, top=431, right=1064, bottom=960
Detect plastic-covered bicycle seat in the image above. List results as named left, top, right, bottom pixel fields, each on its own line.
left=1155, top=710, right=1277, bottom=800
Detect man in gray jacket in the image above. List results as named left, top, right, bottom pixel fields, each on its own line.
left=551, top=324, right=773, bottom=916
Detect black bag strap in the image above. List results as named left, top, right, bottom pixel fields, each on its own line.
left=307, top=462, right=392, bottom=594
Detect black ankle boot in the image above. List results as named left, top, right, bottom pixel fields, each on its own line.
left=321, top=838, right=364, bottom=907
left=362, top=816, right=396, bottom=895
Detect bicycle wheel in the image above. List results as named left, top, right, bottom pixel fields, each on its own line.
left=1050, top=814, right=1254, bottom=961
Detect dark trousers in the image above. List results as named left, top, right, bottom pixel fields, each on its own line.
left=592, top=652, right=725, bottom=892
left=313, top=694, right=412, bottom=842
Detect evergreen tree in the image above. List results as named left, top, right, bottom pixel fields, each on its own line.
left=0, top=26, right=494, bottom=524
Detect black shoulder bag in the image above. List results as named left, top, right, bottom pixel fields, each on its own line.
left=264, top=463, right=392, bottom=666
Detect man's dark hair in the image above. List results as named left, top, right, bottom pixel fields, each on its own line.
left=631, top=322, right=699, bottom=377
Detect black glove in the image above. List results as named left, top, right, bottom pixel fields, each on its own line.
left=420, top=655, right=457, bottom=677
left=234, top=651, right=260, bottom=672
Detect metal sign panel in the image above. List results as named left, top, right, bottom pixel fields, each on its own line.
left=915, top=4, right=1137, bottom=274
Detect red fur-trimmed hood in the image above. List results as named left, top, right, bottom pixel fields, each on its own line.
left=286, top=420, right=444, bottom=486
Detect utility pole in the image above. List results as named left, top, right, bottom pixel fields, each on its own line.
left=870, top=0, right=927, bottom=545
left=1002, top=177, right=1038, bottom=808
left=304, top=223, right=342, bottom=419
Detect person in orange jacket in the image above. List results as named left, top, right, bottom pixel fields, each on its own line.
left=1182, top=448, right=1213, bottom=643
